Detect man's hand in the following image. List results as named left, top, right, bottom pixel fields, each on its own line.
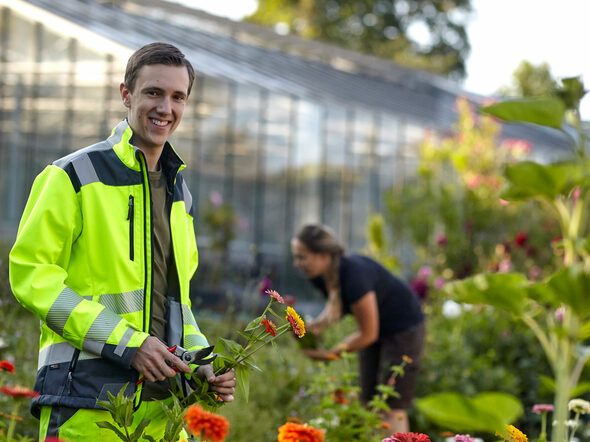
left=131, top=336, right=191, bottom=382
left=196, top=365, right=236, bottom=402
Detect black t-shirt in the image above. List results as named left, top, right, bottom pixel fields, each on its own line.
left=311, top=254, right=424, bottom=336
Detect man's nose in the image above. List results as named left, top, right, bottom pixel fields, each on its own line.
left=157, top=96, right=172, bottom=114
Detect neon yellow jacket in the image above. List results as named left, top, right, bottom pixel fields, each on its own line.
left=9, top=120, right=208, bottom=416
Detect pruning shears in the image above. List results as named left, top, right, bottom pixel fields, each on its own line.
left=136, top=345, right=216, bottom=386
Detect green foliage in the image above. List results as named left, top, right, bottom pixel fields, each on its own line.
left=443, top=76, right=590, bottom=441
left=415, top=391, right=523, bottom=433
left=246, top=0, right=472, bottom=79
left=96, top=384, right=152, bottom=442
left=498, top=60, right=559, bottom=98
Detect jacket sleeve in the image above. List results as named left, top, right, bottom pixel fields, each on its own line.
left=9, top=165, right=149, bottom=369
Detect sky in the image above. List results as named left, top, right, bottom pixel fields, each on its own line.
left=173, top=0, right=590, bottom=120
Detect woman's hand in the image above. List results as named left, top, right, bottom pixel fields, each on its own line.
left=302, top=348, right=340, bottom=361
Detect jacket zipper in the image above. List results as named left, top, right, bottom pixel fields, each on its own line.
left=127, top=195, right=135, bottom=261
left=61, top=348, right=80, bottom=397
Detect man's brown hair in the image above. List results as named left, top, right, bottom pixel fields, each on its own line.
left=124, top=42, right=196, bottom=95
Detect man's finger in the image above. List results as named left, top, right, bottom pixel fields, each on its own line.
left=196, top=364, right=215, bottom=382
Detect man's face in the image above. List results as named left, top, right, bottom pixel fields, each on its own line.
left=120, top=63, right=190, bottom=152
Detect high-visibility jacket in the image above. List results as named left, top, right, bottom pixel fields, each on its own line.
left=9, top=120, right=208, bottom=417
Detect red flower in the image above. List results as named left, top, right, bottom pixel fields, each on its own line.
left=183, top=405, right=229, bottom=442
left=261, top=317, right=277, bottom=337
left=410, top=279, right=428, bottom=300
left=0, top=361, right=15, bottom=374
left=44, top=438, right=68, bottom=442
left=390, top=432, right=431, bottom=442
left=514, top=232, right=527, bottom=247
left=266, top=289, right=284, bottom=304
left=331, top=389, right=350, bottom=405
left=436, top=234, right=447, bottom=247
left=283, top=295, right=296, bottom=307
left=1, top=385, right=39, bottom=399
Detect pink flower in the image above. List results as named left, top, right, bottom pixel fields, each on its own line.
left=498, top=258, right=512, bottom=273
left=386, top=432, right=431, bottom=442
left=418, top=266, right=432, bottom=279
left=453, top=435, right=475, bottom=442
left=436, top=234, right=447, bottom=247
left=572, top=187, right=581, bottom=205
left=259, top=277, right=273, bottom=296
left=434, top=277, right=445, bottom=290
left=532, top=404, right=554, bottom=414
left=283, top=295, right=296, bottom=307
left=499, top=198, right=510, bottom=206
left=266, top=289, right=284, bottom=304
left=555, top=306, right=565, bottom=323
left=503, top=138, right=532, bottom=154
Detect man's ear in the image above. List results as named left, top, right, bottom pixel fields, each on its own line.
left=120, top=82, right=131, bottom=108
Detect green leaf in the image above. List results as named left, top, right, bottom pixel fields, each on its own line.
left=142, top=435, right=156, bottom=442
left=415, top=392, right=523, bottom=433
left=244, top=316, right=263, bottom=331
left=235, top=364, right=250, bottom=403
left=96, top=421, right=129, bottom=441
left=481, top=97, right=565, bottom=129
left=570, top=381, right=590, bottom=397
left=130, top=417, right=151, bottom=442
left=540, top=375, right=556, bottom=393
left=501, top=161, right=585, bottom=201
left=528, top=266, right=590, bottom=318
left=443, top=273, right=529, bottom=314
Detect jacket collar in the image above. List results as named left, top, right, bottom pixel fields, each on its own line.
left=107, top=120, right=186, bottom=175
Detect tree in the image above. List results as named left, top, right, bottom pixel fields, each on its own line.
left=245, top=0, right=472, bottom=79
left=498, top=60, right=558, bottom=98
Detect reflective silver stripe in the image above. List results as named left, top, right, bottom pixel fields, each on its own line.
left=99, top=290, right=144, bottom=315
left=181, top=304, right=201, bottom=333
left=38, top=341, right=76, bottom=368
left=114, top=327, right=135, bottom=357
left=46, top=287, right=84, bottom=335
left=79, top=351, right=101, bottom=361
left=106, top=119, right=128, bottom=147
left=184, top=334, right=208, bottom=350
left=72, top=153, right=99, bottom=187
left=181, top=180, right=193, bottom=214
left=82, top=308, right=123, bottom=355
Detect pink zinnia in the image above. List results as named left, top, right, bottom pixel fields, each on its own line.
left=453, top=435, right=475, bottom=442
left=532, top=404, right=554, bottom=414
left=388, top=432, right=431, bottom=442
left=266, top=289, right=284, bottom=304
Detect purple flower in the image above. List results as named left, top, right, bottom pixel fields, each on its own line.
left=410, top=279, right=429, bottom=300
left=532, top=404, right=554, bottom=414
left=555, top=306, right=565, bottom=323
left=209, top=190, right=223, bottom=207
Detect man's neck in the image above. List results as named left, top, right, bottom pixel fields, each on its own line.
left=141, top=147, right=164, bottom=172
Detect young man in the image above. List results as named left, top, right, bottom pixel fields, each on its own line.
left=9, top=42, right=235, bottom=440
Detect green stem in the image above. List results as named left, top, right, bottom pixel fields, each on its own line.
left=568, top=412, right=580, bottom=442
left=521, top=314, right=556, bottom=368
left=539, top=412, right=547, bottom=442
left=6, top=401, right=21, bottom=442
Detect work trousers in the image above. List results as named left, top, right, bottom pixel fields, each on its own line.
left=39, top=397, right=189, bottom=441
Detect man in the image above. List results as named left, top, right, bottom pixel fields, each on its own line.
left=9, top=42, right=235, bottom=440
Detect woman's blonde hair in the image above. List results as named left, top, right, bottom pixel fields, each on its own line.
left=295, top=224, right=345, bottom=327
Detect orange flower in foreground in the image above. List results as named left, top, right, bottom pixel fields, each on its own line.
left=0, top=361, right=15, bottom=374
left=0, top=385, right=39, bottom=399
left=278, top=422, right=324, bottom=442
left=183, top=405, right=229, bottom=442
left=286, top=307, right=306, bottom=338
left=261, top=317, right=277, bottom=337
left=266, top=289, right=285, bottom=304
left=402, top=355, right=413, bottom=364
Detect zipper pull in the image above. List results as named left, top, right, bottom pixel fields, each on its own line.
left=127, top=195, right=134, bottom=220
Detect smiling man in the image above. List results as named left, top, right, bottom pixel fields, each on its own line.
left=9, top=42, right=235, bottom=441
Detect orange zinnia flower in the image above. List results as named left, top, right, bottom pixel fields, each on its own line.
left=0, top=361, right=15, bottom=374
left=0, top=385, right=39, bottom=399
left=286, top=307, right=305, bottom=338
left=183, top=405, right=229, bottom=442
left=266, top=289, right=285, bottom=304
left=261, top=317, right=277, bottom=337
left=278, top=421, right=325, bottom=442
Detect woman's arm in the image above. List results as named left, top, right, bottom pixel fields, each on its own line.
left=303, top=291, right=379, bottom=361
left=330, top=290, right=379, bottom=354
